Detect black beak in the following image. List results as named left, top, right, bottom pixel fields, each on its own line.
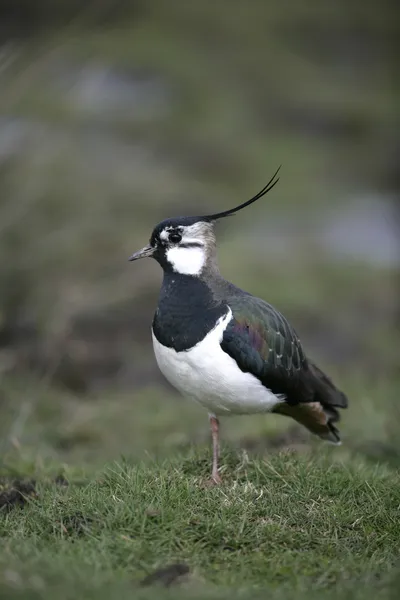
left=128, top=245, right=155, bottom=262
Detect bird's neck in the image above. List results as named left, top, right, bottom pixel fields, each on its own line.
left=152, top=272, right=227, bottom=351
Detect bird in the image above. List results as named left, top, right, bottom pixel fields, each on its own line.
left=129, top=168, right=348, bottom=484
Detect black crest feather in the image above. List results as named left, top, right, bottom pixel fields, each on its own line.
left=203, top=165, right=281, bottom=221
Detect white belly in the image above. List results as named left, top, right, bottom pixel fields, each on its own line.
left=151, top=309, right=284, bottom=416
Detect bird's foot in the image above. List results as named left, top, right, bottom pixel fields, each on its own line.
left=203, top=472, right=222, bottom=487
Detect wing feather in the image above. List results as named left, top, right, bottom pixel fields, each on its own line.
left=221, top=297, right=311, bottom=403
left=217, top=288, right=348, bottom=437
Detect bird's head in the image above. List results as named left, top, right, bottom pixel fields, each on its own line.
left=129, top=167, right=280, bottom=277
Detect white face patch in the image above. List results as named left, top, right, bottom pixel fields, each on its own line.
left=166, top=245, right=206, bottom=275
left=159, top=229, right=170, bottom=242
left=180, top=223, right=208, bottom=246
left=158, top=221, right=215, bottom=276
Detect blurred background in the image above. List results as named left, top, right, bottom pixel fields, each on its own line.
left=0, top=0, right=398, bottom=468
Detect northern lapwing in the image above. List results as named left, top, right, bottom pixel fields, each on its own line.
left=129, top=168, right=348, bottom=484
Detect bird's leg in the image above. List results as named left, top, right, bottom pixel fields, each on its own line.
left=209, top=414, right=222, bottom=485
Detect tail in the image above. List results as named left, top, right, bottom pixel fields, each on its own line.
left=272, top=361, right=349, bottom=445
left=308, top=361, right=348, bottom=409
left=307, top=361, right=349, bottom=444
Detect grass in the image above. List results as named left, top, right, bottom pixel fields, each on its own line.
left=1, top=366, right=400, bottom=465
left=1, top=449, right=400, bottom=599
left=1, top=369, right=400, bottom=599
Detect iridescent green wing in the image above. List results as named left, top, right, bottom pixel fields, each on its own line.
left=221, top=295, right=311, bottom=401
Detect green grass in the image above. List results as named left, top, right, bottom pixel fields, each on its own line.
left=1, top=368, right=400, bottom=466
left=2, top=367, right=399, bottom=599
left=1, top=449, right=400, bottom=599
left=1, top=369, right=400, bottom=599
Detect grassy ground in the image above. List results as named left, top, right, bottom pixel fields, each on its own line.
left=1, top=449, right=400, bottom=599
left=1, top=367, right=400, bottom=598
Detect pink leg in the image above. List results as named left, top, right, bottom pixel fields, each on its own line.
left=209, top=415, right=222, bottom=485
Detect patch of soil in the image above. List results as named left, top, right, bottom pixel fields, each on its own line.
left=0, top=479, right=37, bottom=512
left=54, top=474, right=69, bottom=487
left=140, top=563, right=190, bottom=587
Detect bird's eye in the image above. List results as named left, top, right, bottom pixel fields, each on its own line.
left=169, top=232, right=182, bottom=243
